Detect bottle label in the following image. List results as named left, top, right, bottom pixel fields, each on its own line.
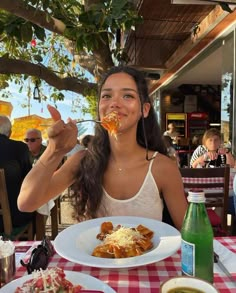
left=181, top=239, right=195, bottom=276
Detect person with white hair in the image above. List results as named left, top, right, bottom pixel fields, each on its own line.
left=0, top=115, right=34, bottom=234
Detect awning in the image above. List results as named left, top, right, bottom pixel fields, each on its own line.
left=10, top=114, right=53, bottom=141
left=0, top=100, right=13, bottom=117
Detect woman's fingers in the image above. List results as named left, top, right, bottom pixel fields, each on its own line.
left=67, top=117, right=77, bottom=124
left=47, top=105, right=61, bottom=121
left=47, top=120, right=65, bottom=137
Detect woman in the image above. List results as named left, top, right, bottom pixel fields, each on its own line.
left=17, top=66, right=187, bottom=230
left=190, top=128, right=235, bottom=168
left=163, top=123, right=180, bottom=145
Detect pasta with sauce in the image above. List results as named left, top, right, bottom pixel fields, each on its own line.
left=92, top=221, right=154, bottom=258
left=101, top=111, right=121, bottom=139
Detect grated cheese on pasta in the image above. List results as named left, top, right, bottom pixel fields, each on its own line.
left=14, top=267, right=81, bottom=293
left=103, top=226, right=143, bottom=247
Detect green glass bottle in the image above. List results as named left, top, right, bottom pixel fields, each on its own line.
left=181, top=190, right=214, bottom=283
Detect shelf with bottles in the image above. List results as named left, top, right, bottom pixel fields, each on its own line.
left=166, top=113, right=187, bottom=138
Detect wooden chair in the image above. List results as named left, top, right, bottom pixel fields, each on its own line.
left=35, top=198, right=60, bottom=240
left=0, top=169, right=34, bottom=240
left=179, top=165, right=230, bottom=235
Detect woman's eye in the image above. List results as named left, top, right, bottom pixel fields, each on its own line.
left=101, top=94, right=111, bottom=99
left=123, top=94, right=134, bottom=99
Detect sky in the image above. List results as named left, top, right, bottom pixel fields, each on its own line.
left=0, top=31, right=96, bottom=136
left=0, top=82, right=95, bottom=136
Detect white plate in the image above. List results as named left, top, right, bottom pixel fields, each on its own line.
left=54, top=216, right=181, bottom=269
left=0, top=271, right=115, bottom=292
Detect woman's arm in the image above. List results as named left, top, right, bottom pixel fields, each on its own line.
left=18, top=105, right=80, bottom=212
left=191, top=154, right=206, bottom=168
left=154, top=155, right=188, bottom=230
left=18, top=148, right=82, bottom=212
left=190, top=145, right=207, bottom=168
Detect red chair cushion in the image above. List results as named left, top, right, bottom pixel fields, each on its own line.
left=207, top=209, right=221, bottom=226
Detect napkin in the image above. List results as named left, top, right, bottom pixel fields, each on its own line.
left=0, top=237, right=15, bottom=257
left=213, top=239, right=236, bottom=274
left=37, top=200, right=55, bottom=216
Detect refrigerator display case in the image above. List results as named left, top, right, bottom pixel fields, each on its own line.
left=166, top=113, right=187, bottom=137
left=187, top=112, right=209, bottom=138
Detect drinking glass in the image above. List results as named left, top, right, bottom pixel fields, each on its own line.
left=203, top=153, right=211, bottom=168
left=0, top=250, right=15, bottom=287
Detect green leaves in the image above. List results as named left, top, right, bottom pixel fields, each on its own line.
left=0, top=0, right=143, bottom=116
left=21, top=23, right=33, bottom=42
left=63, top=0, right=142, bottom=53
left=34, top=26, right=46, bottom=41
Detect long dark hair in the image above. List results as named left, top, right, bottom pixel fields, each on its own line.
left=71, top=66, right=166, bottom=221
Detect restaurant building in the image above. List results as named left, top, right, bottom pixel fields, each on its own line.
left=124, top=1, right=236, bottom=154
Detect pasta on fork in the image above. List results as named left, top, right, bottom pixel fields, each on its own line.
left=101, top=111, right=121, bottom=139
left=92, top=221, right=154, bottom=258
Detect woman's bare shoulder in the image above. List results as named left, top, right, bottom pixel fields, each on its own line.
left=154, top=152, right=178, bottom=167
left=152, top=153, right=180, bottom=177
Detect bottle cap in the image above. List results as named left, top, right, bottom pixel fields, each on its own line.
left=187, top=190, right=206, bottom=203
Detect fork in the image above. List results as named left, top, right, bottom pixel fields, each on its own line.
left=78, top=291, right=104, bottom=293
left=75, top=119, right=101, bottom=124
left=40, top=119, right=102, bottom=127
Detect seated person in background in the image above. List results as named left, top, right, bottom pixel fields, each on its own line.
left=191, top=134, right=201, bottom=150
left=24, top=128, right=46, bottom=165
left=162, top=135, right=180, bottom=166
left=163, top=123, right=180, bottom=145
left=0, top=115, right=35, bottom=234
left=190, top=128, right=235, bottom=168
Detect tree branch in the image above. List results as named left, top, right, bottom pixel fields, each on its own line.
left=0, top=0, right=114, bottom=78
left=0, top=57, right=97, bottom=94
left=0, top=0, right=66, bottom=34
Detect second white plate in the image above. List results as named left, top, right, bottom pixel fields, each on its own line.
left=0, top=271, right=115, bottom=292
left=54, top=216, right=181, bottom=269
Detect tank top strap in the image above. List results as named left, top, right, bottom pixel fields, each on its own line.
left=148, top=151, right=158, bottom=172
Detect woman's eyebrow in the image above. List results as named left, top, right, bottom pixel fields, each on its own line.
left=122, top=88, right=138, bottom=93
left=101, top=88, right=138, bottom=93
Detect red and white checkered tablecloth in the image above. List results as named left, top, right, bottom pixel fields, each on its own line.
left=182, top=171, right=235, bottom=190
left=13, top=237, right=236, bottom=293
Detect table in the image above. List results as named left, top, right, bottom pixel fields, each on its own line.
left=13, top=237, right=236, bottom=293
left=182, top=169, right=235, bottom=190
left=35, top=198, right=61, bottom=240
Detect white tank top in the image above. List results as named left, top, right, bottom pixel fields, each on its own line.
left=96, top=152, right=163, bottom=220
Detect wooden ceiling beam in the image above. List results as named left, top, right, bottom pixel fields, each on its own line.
left=150, top=6, right=236, bottom=93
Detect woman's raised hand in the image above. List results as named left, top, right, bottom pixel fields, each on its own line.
left=207, top=151, right=218, bottom=161
left=46, top=105, right=78, bottom=154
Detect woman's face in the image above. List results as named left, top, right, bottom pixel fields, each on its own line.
left=205, top=135, right=221, bottom=151
left=99, top=72, right=150, bottom=133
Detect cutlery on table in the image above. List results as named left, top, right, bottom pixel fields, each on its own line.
left=78, top=291, right=104, bottom=293
left=214, top=252, right=236, bottom=284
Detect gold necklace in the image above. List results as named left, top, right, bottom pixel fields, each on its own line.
left=111, top=157, right=124, bottom=172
